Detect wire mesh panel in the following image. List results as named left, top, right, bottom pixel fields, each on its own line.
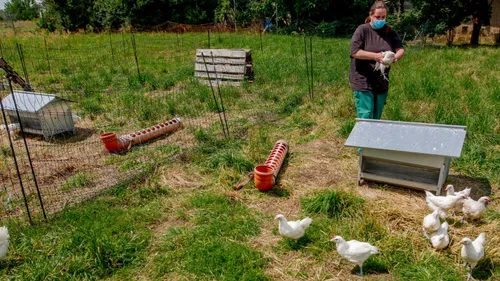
left=0, top=31, right=313, bottom=223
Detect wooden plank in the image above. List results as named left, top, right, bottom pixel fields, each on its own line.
left=362, top=156, right=440, bottom=185
left=195, top=63, right=245, bottom=74
left=198, top=79, right=242, bottom=87
left=363, top=148, right=444, bottom=168
left=195, top=72, right=244, bottom=80
left=195, top=57, right=246, bottom=65
left=196, top=49, right=246, bottom=58
left=361, top=172, right=438, bottom=192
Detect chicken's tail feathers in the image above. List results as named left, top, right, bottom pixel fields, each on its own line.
left=0, top=226, right=9, bottom=240
left=476, top=232, right=486, bottom=245
left=300, top=217, right=312, bottom=229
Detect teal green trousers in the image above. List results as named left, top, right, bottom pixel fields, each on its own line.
left=353, top=91, right=388, bottom=119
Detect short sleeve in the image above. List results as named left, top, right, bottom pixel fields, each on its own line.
left=391, top=31, right=403, bottom=52
left=350, top=26, right=364, bottom=57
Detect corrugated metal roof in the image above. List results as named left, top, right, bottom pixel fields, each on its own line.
left=1, top=91, right=70, bottom=113
left=345, top=119, right=467, bottom=158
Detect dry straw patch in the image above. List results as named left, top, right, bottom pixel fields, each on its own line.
left=238, top=131, right=498, bottom=280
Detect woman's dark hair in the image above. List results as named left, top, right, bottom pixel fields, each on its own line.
left=364, top=1, right=392, bottom=33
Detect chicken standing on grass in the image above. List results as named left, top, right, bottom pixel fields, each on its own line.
left=274, top=214, right=312, bottom=241
left=331, top=236, right=378, bottom=277
left=461, top=233, right=485, bottom=281
left=445, top=185, right=472, bottom=216
left=422, top=208, right=442, bottom=238
left=429, top=222, right=450, bottom=250
left=462, top=197, right=490, bottom=222
left=0, top=226, right=9, bottom=260
left=425, top=190, right=466, bottom=215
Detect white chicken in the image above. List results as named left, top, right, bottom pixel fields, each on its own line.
left=72, top=114, right=82, bottom=124
left=274, top=214, right=312, bottom=241
left=0, top=226, right=9, bottom=260
left=429, top=222, right=450, bottom=250
left=422, top=208, right=442, bottom=238
left=374, top=51, right=395, bottom=81
left=461, top=232, right=485, bottom=281
left=331, top=236, right=378, bottom=277
left=0, top=123, right=20, bottom=140
left=446, top=185, right=472, bottom=215
left=425, top=191, right=466, bottom=215
left=462, top=196, right=490, bottom=222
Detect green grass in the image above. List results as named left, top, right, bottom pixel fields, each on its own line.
left=0, top=31, right=498, bottom=281
left=61, top=173, right=92, bottom=190
left=153, top=193, right=268, bottom=280
left=301, top=189, right=365, bottom=219
left=0, top=181, right=166, bottom=280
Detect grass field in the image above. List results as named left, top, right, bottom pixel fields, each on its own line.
left=0, top=30, right=498, bottom=280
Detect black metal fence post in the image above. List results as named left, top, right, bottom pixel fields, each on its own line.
left=309, top=36, right=314, bottom=100
left=0, top=84, right=32, bottom=225
left=7, top=79, right=47, bottom=222
left=208, top=30, right=211, bottom=48
left=303, top=35, right=311, bottom=99
left=201, top=52, right=227, bottom=137
left=44, top=37, right=52, bottom=76
left=109, top=32, right=114, bottom=60
left=16, top=43, right=30, bottom=89
left=210, top=52, right=229, bottom=137
left=131, top=33, right=141, bottom=82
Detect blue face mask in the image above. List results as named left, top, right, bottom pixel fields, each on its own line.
left=372, top=19, right=386, bottom=29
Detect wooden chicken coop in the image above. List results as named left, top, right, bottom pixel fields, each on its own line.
left=345, top=119, right=467, bottom=195
left=195, top=49, right=254, bottom=86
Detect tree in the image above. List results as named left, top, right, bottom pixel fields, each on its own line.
left=4, top=0, right=40, bottom=21
left=465, top=0, right=492, bottom=45
left=412, top=0, right=467, bottom=45
left=412, top=0, right=492, bottom=45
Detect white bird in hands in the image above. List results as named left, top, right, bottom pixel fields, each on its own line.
left=461, top=232, right=485, bottom=281
left=374, top=51, right=395, bottom=81
left=0, top=226, right=9, bottom=260
left=429, top=221, right=450, bottom=250
left=274, top=214, right=312, bottom=241
left=331, top=236, right=378, bottom=277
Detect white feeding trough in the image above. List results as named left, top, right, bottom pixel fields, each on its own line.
left=345, top=119, right=467, bottom=195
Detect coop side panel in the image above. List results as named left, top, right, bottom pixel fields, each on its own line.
left=40, top=102, right=74, bottom=138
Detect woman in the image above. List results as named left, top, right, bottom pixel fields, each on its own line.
left=350, top=1, right=405, bottom=119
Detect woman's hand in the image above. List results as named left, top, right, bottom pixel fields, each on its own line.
left=373, top=52, right=385, bottom=63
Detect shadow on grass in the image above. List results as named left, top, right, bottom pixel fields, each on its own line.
left=280, top=234, right=314, bottom=250
left=471, top=257, right=496, bottom=280
left=349, top=258, right=389, bottom=276
left=446, top=175, right=492, bottom=199
left=0, top=258, right=24, bottom=270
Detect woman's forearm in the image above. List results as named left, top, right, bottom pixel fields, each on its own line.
left=352, top=50, right=379, bottom=61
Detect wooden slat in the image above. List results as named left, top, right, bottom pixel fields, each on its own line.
left=195, top=63, right=245, bottom=74
left=363, top=157, right=440, bottom=185
left=361, top=172, right=438, bottom=192
left=196, top=49, right=246, bottom=58
left=198, top=79, right=242, bottom=87
left=195, top=72, right=244, bottom=80
left=195, top=57, right=246, bottom=65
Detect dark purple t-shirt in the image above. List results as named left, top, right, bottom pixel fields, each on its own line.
left=349, top=23, right=403, bottom=93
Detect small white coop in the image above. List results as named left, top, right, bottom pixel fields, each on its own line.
left=345, top=119, right=467, bottom=195
left=1, top=90, right=76, bottom=140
